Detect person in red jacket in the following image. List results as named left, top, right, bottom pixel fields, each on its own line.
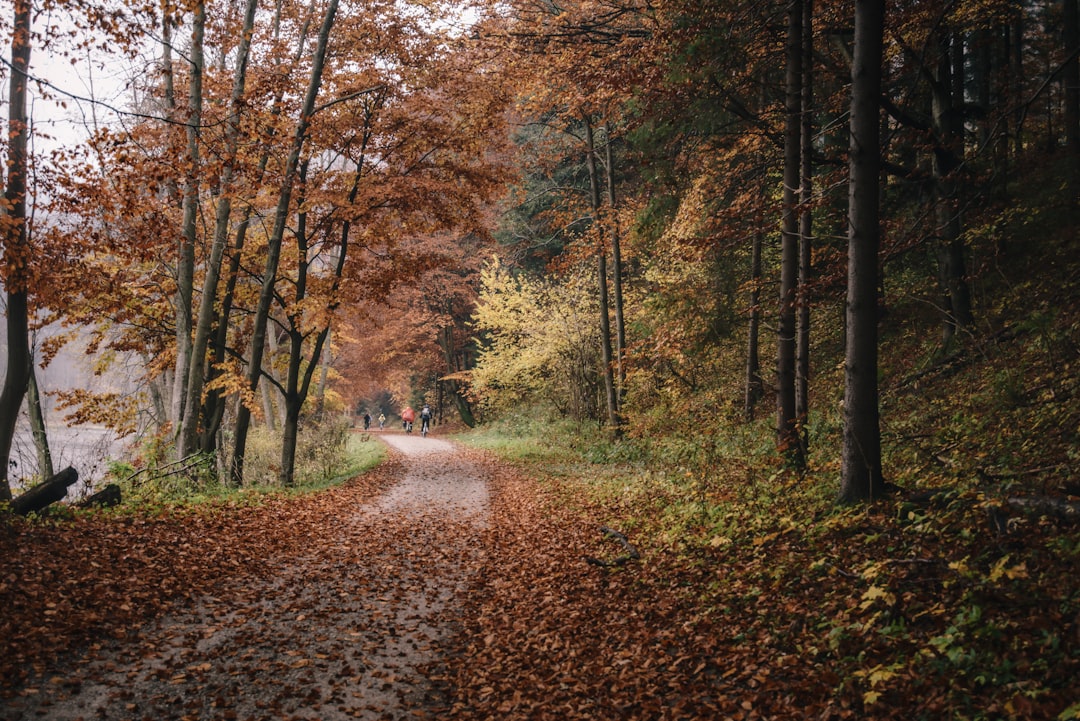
left=401, top=406, right=415, bottom=433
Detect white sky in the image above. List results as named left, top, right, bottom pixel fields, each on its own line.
left=26, top=44, right=145, bottom=152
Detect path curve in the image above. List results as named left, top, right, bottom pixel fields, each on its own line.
left=2, top=433, right=488, bottom=721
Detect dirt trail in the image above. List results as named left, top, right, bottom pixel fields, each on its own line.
left=2, top=433, right=489, bottom=721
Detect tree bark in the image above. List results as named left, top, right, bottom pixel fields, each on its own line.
left=0, top=0, right=33, bottom=502
left=839, top=0, right=886, bottom=503
left=603, top=122, right=627, bottom=404
left=932, top=29, right=973, bottom=348
left=26, top=361, right=54, bottom=481
left=777, top=0, right=803, bottom=467
left=795, top=0, right=814, bottom=462
left=584, top=117, right=620, bottom=431
left=171, top=0, right=206, bottom=434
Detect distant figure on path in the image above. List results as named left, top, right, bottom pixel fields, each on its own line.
left=363, top=413, right=371, bottom=430
left=420, top=404, right=432, bottom=436
left=378, top=413, right=386, bottom=430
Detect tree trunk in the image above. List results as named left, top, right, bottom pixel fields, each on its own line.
left=277, top=155, right=351, bottom=485
left=932, top=30, right=973, bottom=348
left=777, top=0, right=803, bottom=467
left=231, top=0, right=340, bottom=485
left=603, top=122, right=627, bottom=404
left=0, top=0, right=33, bottom=502
left=839, top=0, right=886, bottom=503
left=11, top=467, right=78, bottom=516
left=795, top=0, right=814, bottom=462
left=179, top=0, right=259, bottom=458
left=199, top=0, right=306, bottom=455
left=745, top=220, right=765, bottom=421
left=314, top=338, right=331, bottom=418
left=584, top=118, right=620, bottom=431
left=26, top=361, right=54, bottom=481
left=171, top=0, right=206, bottom=434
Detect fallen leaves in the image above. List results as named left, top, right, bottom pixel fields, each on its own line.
left=2, top=443, right=1077, bottom=720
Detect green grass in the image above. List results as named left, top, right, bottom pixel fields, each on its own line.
left=104, top=418, right=387, bottom=511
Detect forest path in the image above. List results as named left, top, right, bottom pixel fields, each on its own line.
left=1, top=432, right=489, bottom=721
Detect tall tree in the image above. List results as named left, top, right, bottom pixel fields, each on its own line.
left=839, top=0, right=886, bottom=503
left=0, top=0, right=33, bottom=502
left=795, top=0, right=814, bottom=462
left=172, top=0, right=206, bottom=431
left=230, top=0, right=340, bottom=485
left=585, top=117, right=621, bottom=430
left=603, top=122, right=628, bottom=404
left=932, top=25, right=973, bottom=347
left=778, top=0, right=804, bottom=467
left=178, top=0, right=260, bottom=458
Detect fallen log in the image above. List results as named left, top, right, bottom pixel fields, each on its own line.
left=10, top=467, right=79, bottom=516
left=76, top=483, right=122, bottom=509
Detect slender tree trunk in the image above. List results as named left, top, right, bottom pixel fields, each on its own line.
left=278, top=166, right=312, bottom=488
left=795, top=0, right=814, bottom=461
left=260, top=377, right=278, bottom=432
left=179, top=0, right=260, bottom=457
left=584, top=118, right=620, bottom=431
left=745, top=216, right=765, bottom=421
left=933, top=30, right=973, bottom=348
left=231, top=0, right=340, bottom=485
left=199, top=0, right=309, bottom=455
left=0, top=0, right=33, bottom=502
left=603, top=122, right=627, bottom=403
left=280, top=249, right=341, bottom=486
left=314, top=338, right=331, bottom=418
left=171, top=0, right=206, bottom=434
left=26, top=362, right=54, bottom=481
left=777, top=0, right=804, bottom=467
left=839, top=0, right=886, bottom=504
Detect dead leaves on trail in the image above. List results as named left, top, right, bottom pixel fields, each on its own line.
left=4, top=448, right=1075, bottom=719
left=445, top=471, right=826, bottom=721
left=0, top=465, right=395, bottom=690
left=446, top=468, right=1079, bottom=720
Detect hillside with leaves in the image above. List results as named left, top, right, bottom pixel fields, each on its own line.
left=447, top=168, right=1080, bottom=719
left=0, top=199, right=1077, bottom=719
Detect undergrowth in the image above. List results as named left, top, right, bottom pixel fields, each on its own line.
left=457, top=192, right=1080, bottom=718
left=104, top=417, right=384, bottom=510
